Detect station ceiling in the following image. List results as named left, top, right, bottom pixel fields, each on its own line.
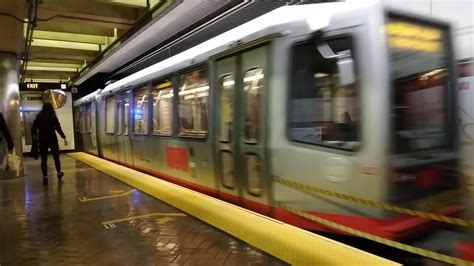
left=22, top=0, right=163, bottom=83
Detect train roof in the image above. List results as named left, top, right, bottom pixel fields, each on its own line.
left=99, top=2, right=374, bottom=93
left=73, top=90, right=99, bottom=106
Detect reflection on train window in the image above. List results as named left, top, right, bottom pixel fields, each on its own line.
left=84, top=103, right=92, bottom=133
left=289, top=37, right=359, bottom=150
left=105, top=96, right=115, bottom=134
left=117, top=102, right=122, bottom=136
left=152, top=80, right=173, bottom=136
left=243, top=68, right=263, bottom=143
left=74, top=107, right=80, bottom=132
left=124, top=99, right=129, bottom=135
left=220, top=75, right=234, bottom=141
left=178, top=68, right=208, bottom=137
left=134, top=87, right=149, bottom=135
left=220, top=151, right=234, bottom=188
left=79, top=106, right=85, bottom=133
left=245, top=154, right=262, bottom=196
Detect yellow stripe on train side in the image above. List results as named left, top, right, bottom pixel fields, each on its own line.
left=274, top=177, right=474, bottom=227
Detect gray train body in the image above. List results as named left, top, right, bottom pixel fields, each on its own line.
left=74, top=1, right=463, bottom=241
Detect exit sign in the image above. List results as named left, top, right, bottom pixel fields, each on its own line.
left=26, top=83, right=38, bottom=89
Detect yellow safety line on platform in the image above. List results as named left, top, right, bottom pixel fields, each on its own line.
left=69, top=152, right=398, bottom=266
left=279, top=203, right=473, bottom=266
left=102, top=212, right=186, bottom=225
left=78, top=189, right=135, bottom=202
left=275, top=177, right=474, bottom=227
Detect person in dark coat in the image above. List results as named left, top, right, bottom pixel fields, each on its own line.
left=31, top=103, right=68, bottom=185
left=0, top=112, right=14, bottom=153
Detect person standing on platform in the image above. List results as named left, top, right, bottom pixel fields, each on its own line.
left=31, top=103, right=68, bottom=185
left=0, top=112, right=14, bottom=153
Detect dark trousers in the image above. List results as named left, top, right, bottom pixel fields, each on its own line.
left=39, top=141, right=61, bottom=177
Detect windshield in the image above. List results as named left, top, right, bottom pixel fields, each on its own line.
left=387, top=16, right=451, bottom=154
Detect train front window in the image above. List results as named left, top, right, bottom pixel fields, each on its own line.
left=289, top=37, right=360, bottom=150
left=387, top=17, right=451, bottom=153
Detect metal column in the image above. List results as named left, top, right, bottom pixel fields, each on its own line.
left=0, top=54, right=23, bottom=178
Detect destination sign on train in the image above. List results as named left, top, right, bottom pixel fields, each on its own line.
left=386, top=21, right=442, bottom=52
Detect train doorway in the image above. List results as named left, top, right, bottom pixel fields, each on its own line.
left=215, top=45, right=272, bottom=215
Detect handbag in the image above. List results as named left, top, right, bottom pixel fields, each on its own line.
left=30, top=139, right=39, bottom=160
left=6, top=150, right=21, bottom=177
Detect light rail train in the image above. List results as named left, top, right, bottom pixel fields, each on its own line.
left=74, top=1, right=465, bottom=246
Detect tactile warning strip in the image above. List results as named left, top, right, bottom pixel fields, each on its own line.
left=69, top=152, right=399, bottom=265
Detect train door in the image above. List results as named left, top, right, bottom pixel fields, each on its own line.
left=116, top=91, right=132, bottom=166
left=215, top=45, right=271, bottom=215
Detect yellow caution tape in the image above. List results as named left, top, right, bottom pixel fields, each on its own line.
left=279, top=203, right=473, bottom=265
left=275, top=177, right=474, bottom=227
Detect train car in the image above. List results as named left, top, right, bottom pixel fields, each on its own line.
left=457, top=59, right=474, bottom=261
left=74, top=1, right=463, bottom=243
left=74, top=91, right=99, bottom=156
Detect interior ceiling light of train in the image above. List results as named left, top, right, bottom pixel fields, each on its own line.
left=17, top=0, right=165, bottom=83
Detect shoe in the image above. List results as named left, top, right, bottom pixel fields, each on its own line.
left=42, top=178, right=48, bottom=186
left=57, top=171, right=64, bottom=180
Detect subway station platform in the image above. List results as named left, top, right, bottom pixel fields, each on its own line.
left=0, top=156, right=284, bottom=265
left=0, top=154, right=397, bottom=265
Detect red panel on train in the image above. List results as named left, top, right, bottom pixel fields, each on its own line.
left=166, top=147, right=189, bottom=172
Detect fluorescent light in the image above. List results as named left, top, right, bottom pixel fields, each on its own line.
left=184, top=92, right=208, bottom=100
left=223, top=80, right=235, bottom=87
left=31, top=39, right=100, bottom=51
left=314, top=73, right=329, bottom=78
left=27, top=78, right=63, bottom=83
left=28, top=61, right=82, bottom=69
left=243, top=74, right=264, bottom=83
left=178, top=85, right=209, bottom=96
left=32, top=30, right=107, bottom=45
left=160, top=94, right=173, bottom=99
left=27, top=66, right=78, bottom=72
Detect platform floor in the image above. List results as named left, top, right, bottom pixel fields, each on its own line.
left=0, top=155, right=286, bottom=265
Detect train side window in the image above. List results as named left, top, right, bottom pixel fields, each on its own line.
left=133, top=87, right=149, bottom=135
left=243, top=68, right=263, bottom=143
left=74, top=107, right=80, bottom=132
left=245, top=153, right=263, bottom=196
left=124, top=99, right=129, bottom=135
left=80, top=106, right=86, bottom=133
left=178, top=68, right=209, bottom=138
left=117, top=101, right=122, bottom=136
left=78, top=106, right=84, bottom=133
left=219, top=75, right=234, bottom=142
left=85, top=103, right=92, bottom=133
left=220, top=151, right=234, bottom=188
left=152, top=80, right=173, bottom=136
left=105, top=96, right=115, bottom=134
left=288, top=37, right=360, bottom=150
